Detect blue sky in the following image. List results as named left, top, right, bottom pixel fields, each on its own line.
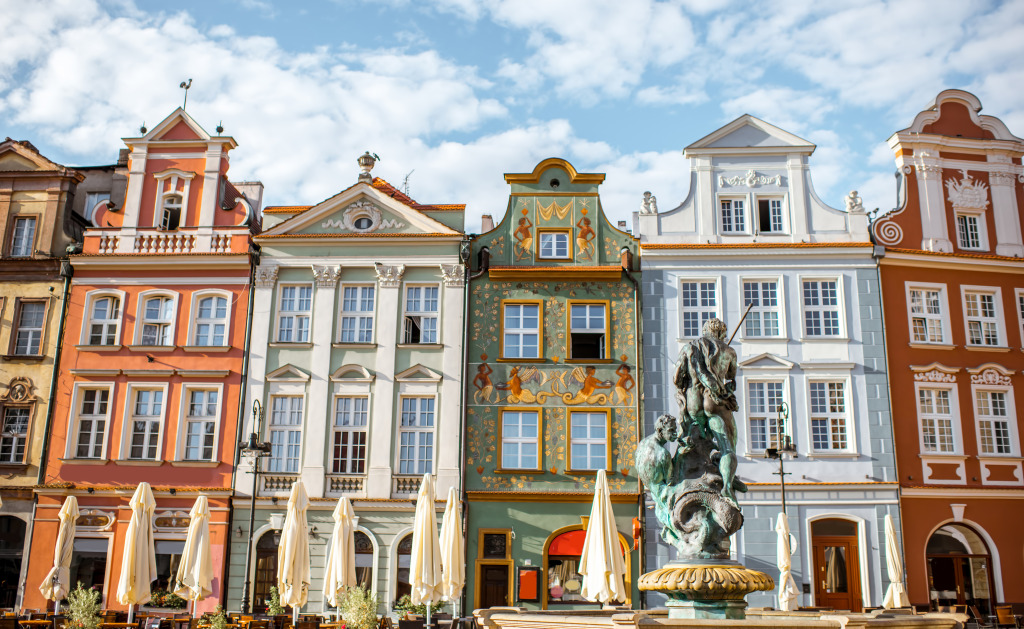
left=2, top=0, right=1023, bottom=231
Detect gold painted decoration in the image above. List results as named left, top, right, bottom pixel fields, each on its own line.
left=537, top=199, right=571, bottom=222
left=638, top=564, right=774, bottom=600
left=513, top=211, right=533, bottom=260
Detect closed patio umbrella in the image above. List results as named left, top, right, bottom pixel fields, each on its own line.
left=117, top=482, right=158, bottom=622
left=410, top=473, right=443, bottom=625
left=40, top=495, right=79, bottom=612
left=439, top=487, right=465, bottom=614
left=579, top=469, right=625, bottom=605
left=278, top=479, right=311, bottom=623
left=174, top=495, right=214, bottom=613
left=882, top=514, right=910, bottom=608
left=322, top=497, right=357, bottom=617
left=775, top=512, right=799, bottom=611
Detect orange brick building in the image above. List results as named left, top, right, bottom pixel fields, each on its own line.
left=872, top=90, right=1024, bottom=614
left=24, top=109, right=262, bottom=612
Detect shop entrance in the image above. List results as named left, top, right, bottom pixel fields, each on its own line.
left=0, top=517, right=25, bottom=608
left=479, top=565, right=509, bottom=608
left=253, top=530, right=280, bottom=613
left=811, top=518, right=862, bottom=612
left=926, top=523, right=993, bottom=616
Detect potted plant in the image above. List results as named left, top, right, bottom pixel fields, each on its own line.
left=339, top=587, right=378, bottom=629
left=392, top=595, right=444, bottom=619
left=267, top=586, right=286, bottom=616
left=209, top=606, right=228, bottom=629
left=65, top=583, right=101, bottom=629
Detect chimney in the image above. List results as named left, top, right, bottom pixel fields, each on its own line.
left=481, top=214, right=495, bottom=232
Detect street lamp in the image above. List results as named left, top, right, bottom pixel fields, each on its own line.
left=764, top=401, right=797, bottom=514
left=240, top=399, right=272, bottom=614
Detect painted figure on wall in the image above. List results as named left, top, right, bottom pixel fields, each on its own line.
left=614, top=364, right=635, bottom=405
left=576, top=217, right=595, bottom=260
left=565, top=365, right=611, bottom=404
left=473, top=363, right=494, bottom=404
left=514, top=216, right=533, bottom=260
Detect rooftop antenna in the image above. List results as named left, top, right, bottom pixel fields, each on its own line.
left=402, top=169, right=415, bottom=196
left=179, top=78, right=193, bottom=110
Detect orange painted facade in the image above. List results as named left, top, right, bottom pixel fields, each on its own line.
left=24, top=109, right=260, bottom=612
left=873, top=90, right=1024, bottom=611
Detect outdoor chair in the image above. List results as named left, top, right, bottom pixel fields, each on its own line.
left=294, top=621, right=319, bottom=629
left=376, top=618, right=394, bottom=629
left=995, top=606, right=1021, bottom=629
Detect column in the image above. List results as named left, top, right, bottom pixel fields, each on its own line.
left=989, top=171, right=1024, bottom=257
left=236, top=264, right=277, bottom=497
left=366, top=263, right=405, bottom=498
left=695, top=156, right=715, bottom=239
left=916, top=160, right=953, bottom=252
left=301, top=265, right=341, bottom=497
left=117, top=145, right=148, bottom=252
left=436, top=263, right=465, bottom=494
left=786, top=154, right=809, bottom=238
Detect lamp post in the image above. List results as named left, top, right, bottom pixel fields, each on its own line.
left=240, top=400, right=272, bottom=614
left=764, top=401, right=797, bottom=514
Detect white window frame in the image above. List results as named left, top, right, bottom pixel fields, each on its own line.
left=120, top=384, right=169, bottom=461
left=800, top=276, right=846, bottom=339
left=10, top=216, right=37, bottom=257
left=188, top=289, right=231, bottom=347
left=151, top=169, right=194, bottom=230
left=568, top=301, right=608, bottom=360
left=397, top=395, right=436, bottom=475
left=567, top=409, right=610, bottom=472
left=807, top=379, right=852, bottom=453
left=133, top=290, right=178, bottom=347
left=913, top=382, right=962, bottom=455
left=500, top=409, right=541, bottom=471
left=754, top=195, right=787, bottom=234
left=175, top=384, right=224, bottom=462
left=743, top=377, right=790, bottom=454
left=501, top=301, right=542, bottom=359
left=276, top=283, right=313, bottom=343
left=954, top=210, right=988, bottom=251
left=67, top=383, right=115, bottom=460
left=905, top=282, right=951, bottom=346
left=402, top=284, right=441, bottom=345
left=1016, top=288, right=1024, bottom=349
left=719, top=197, right=747, bottom=234
left=267, top=394, right=304, bottom=472
left=338, top=284, right=376, bottom=344
left=972, top=384, right=1018, bottom=457
left=678, top=277, right=720, bottom=339
left=12, top=299, right=47, bottom=356
left=740, top=276, right=786, bottom=339
left=332, top=395, right=370, bottom=474
left=961, top=286, right=1006, bottom=348
left=81, top=290, right=126, bottom=346
left=538, top=231, right=571, bottom=259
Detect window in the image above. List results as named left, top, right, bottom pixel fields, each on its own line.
left=758, top=198, right=784, bottom=233
left=748, top=381, right=785, bottom=451
left=538, top=231, right=570, bottom=259
left=0, top=407, right=29, bottom=463
left=140, top=296, right=175, bottom=346
left=964, top=290, right=1000, bottom=347
left=976, top=390, right=1012, bottom=455
left=340, top=286, right=375, bottom=343
left=803, top=280, right=841, bottom=337
left=503, top=302, right=541, bottom=359
left=918, top=388, right=955, bottom=453
left=909, top=287, right=945, bottom=344
left=75, top=389, right=110, bottom=458
left=1018, top=290, right=1024, bottom=345
left=810, top=382, right=847, bottom=450
left=332, top=396, right=368, bottom=474
left=277, top=285, right=312, bottom=343
left=569, top=302, right=607, bottom=359
left=403, top=286, right=439, bottom=344
left=160, top=194, right=182, bottom=230
left=10, top=217, right=36, bottom=257
left=743, top=280, right=781, bottom=337
left=154, top=539, right=185, bottom=592
left=194, top=295, right=228, bottom=346
left=129, top=389, right=163, bottom=460
left=87, top=295, right=121, bottom=345
left=84, top=192, right=111, bottom=222
left=956, top=213, right=983, bottom=250
left=184, top=389, right=219, bottom=461
left=569, top=411, right=607, bottom=470
left=721, top=199, right=745, bottom=233
left=680, top=281, right=717, bottom=338
left=501, top=410, right=540, bottom=470
left=398, top=397, right=434, bottom=474
left=12, top=301, right=45, bottom=355
left=269, top=396, right=303, bottom=472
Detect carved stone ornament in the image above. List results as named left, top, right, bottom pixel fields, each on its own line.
left=718, top=169, right=783, bottom=188
left=374, top=263, right=406, bottom=288
left=844, top=190, right=865, bottom=214
left=946, top=169, right=990, bottom=210
left=154, top=510, right=191, bottom=531
left=312, top=265, right=342, bottom=287
left=76, top=508, right=115, bottom=531
left=639, top=564, right=774, bottom=601
left=988, top=171, right=1017, bottom=186
left=640, top=191, right=658, bottom=214
left=320, top=200, right=405, bottom=232
left=439, top=263, right=464, bottom=287
left=1, top=377, right=34, bottom=402
left=256, top=265, right=279, bottom=288
left=971, top=368, right=1012, bottom=387
left=914, top=369, right=957, bottom=383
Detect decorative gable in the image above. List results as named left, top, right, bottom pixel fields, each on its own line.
left=267, top=364, right=310, bottom=381
left=331, top=365, right=375, bottom=382
left=686, top=115, right=815, bottom=153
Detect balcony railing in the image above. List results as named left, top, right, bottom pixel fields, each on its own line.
left=392, top=475, right=423, bottom=495
left=134, top=233, right=196, bottom=253
left=84, top=229, right=249, bottom=255
left=261, top=474, right=298, bottom=493
left=327, top=474, right=365, bottom=495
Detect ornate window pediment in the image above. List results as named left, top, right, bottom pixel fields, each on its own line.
left=76, top=508, right=115, bottom=531
left=154, top=509, right=191, bottom=532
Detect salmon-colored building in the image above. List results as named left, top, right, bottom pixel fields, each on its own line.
left=872, top=90, right=1024, bottom=615
left=24, top=109, right=262, bottom=612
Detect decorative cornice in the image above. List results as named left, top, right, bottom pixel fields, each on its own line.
left=374, top=262, right=405, bottom=288
left=255, top=265, right=279, bottom=288
left=439, top=263, right=464, bottom=287
left=717, top=169, right=783, bottom=188
left=311, top=264, right=341, bottom=287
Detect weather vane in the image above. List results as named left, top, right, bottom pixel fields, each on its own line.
left=179, top=79, right=193, bottom=110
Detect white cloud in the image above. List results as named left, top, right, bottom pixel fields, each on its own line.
left=719, top=87, right=833, bottom=134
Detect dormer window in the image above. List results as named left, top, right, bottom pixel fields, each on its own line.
left=160, top=194, right=182, bottom=230
left=955, top=212, right=985, bottom=250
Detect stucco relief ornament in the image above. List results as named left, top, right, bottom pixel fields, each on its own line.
left=914, top=370, right=957, bottom=383
left=373, top=262, right=405, bottom=288
left=640, top=191, right=658, bottom=214
left=439, top=263, right=464, bottom=287
left=255, top=265, right=279, bottom=288
left=971, top=368, right=1011, bottom=387
left=718, top=169, right=783, bottom=188
left=311, top=265, right=342, bottom=287
left=2, top=377, right=33, bottom=402
left=946, top=169, right=989, bottom=210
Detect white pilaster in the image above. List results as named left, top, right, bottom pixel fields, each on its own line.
left=237, top=264, right=278, bottom=496
left=990, top=172, right=1024, bottom=257
left=917, top=162, right=953, bottom=252
left=695, top=157, right=715, bottom=239
left=366, top=264, right=406, bottom=497
left=436, top=265, right=465, bottom=495
left=787, top=155, right=809, bottom=238
left=301, top=265, right=341, bottom=497
left=198, top=144, right=224, bottom=226
left=117, top=146, right=148, bottom=252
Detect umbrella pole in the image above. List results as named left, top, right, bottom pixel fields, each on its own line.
left=128, top=604, right=134, bottom=623
left=426, top=606, right=430, bottom=628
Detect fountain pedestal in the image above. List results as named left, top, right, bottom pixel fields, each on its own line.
left=638, top=561, right=774, bottom=620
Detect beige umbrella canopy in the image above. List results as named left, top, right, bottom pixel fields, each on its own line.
left=175, top=495, right=214, bottom=603
left=40, top=496, right=79, bottom=605
left=882, top=514, right=910, bottom=608
left=278, top=479, right=311, bottom=615
left=322, top=497, right=357, bottom=610
left=409, top=473, right=443, bottom=609
left=579, top=469, right=626, bottom=604
left=439, top=487, right=465, bottom=603
left=117, top=482, right=158, bottom=620
left=775, top=512, right=800, bottom=611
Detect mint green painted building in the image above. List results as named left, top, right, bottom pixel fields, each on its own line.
left=464, top=159, right=642, bottom=611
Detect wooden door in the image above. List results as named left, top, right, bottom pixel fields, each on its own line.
left=480, top=564, right=510, bottom=608
left=812, top=536, right=862, bottom=612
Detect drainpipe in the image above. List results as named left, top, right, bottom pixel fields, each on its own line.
left=457, top=236, right=472, bottom=618
left=36, top=258, right=73, bottom=485
left=620, top=246, right=644, bottom=606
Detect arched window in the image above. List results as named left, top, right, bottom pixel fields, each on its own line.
left=542, top=526, right=629, bottom=609
left=160, top=194, right=182, bottom=230
left=355, top=531, right=373, bottom=590
left=85, top=294, right=122, bottom=346
left=194, top=294, right=229, bottom=346
left=926, top=523, right=993, bottom=616
left=140, top=295, right=175, bottom=346
left=395, top=533, right=413, bottom=603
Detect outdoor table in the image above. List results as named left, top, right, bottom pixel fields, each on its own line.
left=320, top=623, right=345, bottom=629
left=99, top=624, right=139, bottom=629
left=19, top=621, right=52, bottom=629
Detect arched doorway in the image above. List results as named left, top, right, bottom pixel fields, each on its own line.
left=354, top=531, right=374, bottom=591
left=0, top=517, right=26, bottom=608
left=810, top=518, right=862, bottom=612
left=541, top=525, right=630, bottom=609
left=395, top=533, right=413, bottom=604
left=926, top=523, right=993, bottom=616
left=253, top=530, right=280, bottom=613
